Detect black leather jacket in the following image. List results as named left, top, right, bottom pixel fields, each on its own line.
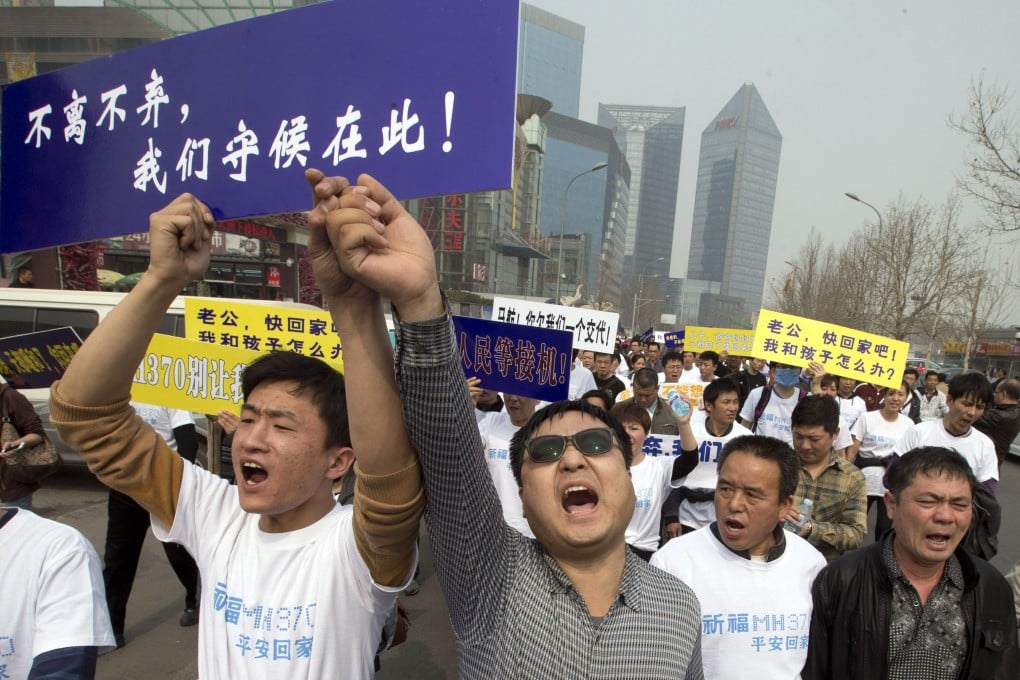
left=803, top=538, right=1018, bottom=679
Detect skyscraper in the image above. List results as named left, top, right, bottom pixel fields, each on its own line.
left=517, top=3, right=584, bottom=117
left=686, top=83, right=782, bottom=326
left=598, top=104, right=685, bottom=320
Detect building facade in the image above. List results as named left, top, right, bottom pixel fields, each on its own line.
left=517, top=2, right=583, bottom=118
left=597, top=104, right=685, bottom=327
left=686, top=83, right=782, bottom=327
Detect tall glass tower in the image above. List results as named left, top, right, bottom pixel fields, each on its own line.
left=517, top=3, right=584, bottom=117
left=686, top=83, right=781, bottom=326
left=597, top=105, right=685, bottom=303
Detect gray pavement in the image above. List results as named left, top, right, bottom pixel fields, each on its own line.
left=25, top=458, right=1020, bottom=678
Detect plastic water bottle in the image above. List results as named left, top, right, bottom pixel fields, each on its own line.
left=784, top=498, right=813, bottom=533
left=667, top=389, right=690, bottom=417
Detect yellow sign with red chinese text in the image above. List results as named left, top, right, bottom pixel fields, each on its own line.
left=751, top=310, right=908, bottom=389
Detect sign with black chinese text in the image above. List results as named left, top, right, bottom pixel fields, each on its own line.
left=491, top=297, right=619, bottom=354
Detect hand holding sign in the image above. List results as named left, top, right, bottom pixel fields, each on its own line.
left=316, top=172, right=442, bottom=322
left=147, top=192, right=215, bottom=290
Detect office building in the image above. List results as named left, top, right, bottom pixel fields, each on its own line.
left=686, top=83, right=782, bottom=327
left=517, top=3, right=583, bottom=117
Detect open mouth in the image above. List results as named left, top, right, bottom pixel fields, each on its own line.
left=562, top=485, right=598, bottom=514
left=925, top=533, right=952, bottom=548
left=241, top=461, right=269, bottom=486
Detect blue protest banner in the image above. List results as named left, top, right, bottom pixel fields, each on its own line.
left=453, top=315, right=572, bottom=403
left=1, top=0, right=519, bottom=253
left=664, top=330, right=685, bottom=349
left=0, top=327, right=82, bottom=389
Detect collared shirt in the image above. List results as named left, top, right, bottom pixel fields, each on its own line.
left=395, top=309, right=704, bottom=679
left=882, top=535, right=967, bottom=680
left=709, top=522, right=787, bottom=562
left=795, top=455, right=867, bottom=562
left=918, top=389, right=949, bottom=422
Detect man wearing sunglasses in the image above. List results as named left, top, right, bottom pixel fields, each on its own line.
left=308, top=171, right=704, bottom=678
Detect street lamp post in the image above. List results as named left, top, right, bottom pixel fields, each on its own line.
left=631, top=257, right=666, bottom=333
left=844, top=192, right=884, bottom=232
left=555, top=162, right=608, bottom=303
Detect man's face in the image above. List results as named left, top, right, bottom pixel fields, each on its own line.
left=18, top=268, right=32, bottom=284
left=580, top=351, right=595, bottom=370
left=698, top=358, right=717, bottom=381
left=925, top=373, right=939, bottom=393
left=749, top=358, right=765, bottom=373
left=904, top=373, right=918, bottom=390
left=715, top=451, right=793, bottom=556
left=704, top=390, right=740, bottom=428
left=620, top=419, right=648, bottom=456
left=519, top=411, right=635, bottom=558
left=682, top=352, right=695, bottom=370
left=791, top=424, right=837, bottom=468
left=726, top=356, right=742, bottom=372
left=505, top=393, right=539, bottom=427
left=594, top=354, right=614, bottom=379
left=233, top=380, right=351, bottom=532
left=885, top=471, right=972, bottom=570
left=837, top=378, right=856, bottom=398
left=663, top=360, right=683, bottom=383
left=633, top=385, right=658, bottom=409
left=944, top=393, right=986, bottom=436
left=646, top=345, right=661, bottom=363
left=994, top=386, right=1010, bottom=406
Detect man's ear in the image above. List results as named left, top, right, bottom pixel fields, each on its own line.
left=778, top=493, right=794, bottom=516
left=327, top=446, right=356, bottom=480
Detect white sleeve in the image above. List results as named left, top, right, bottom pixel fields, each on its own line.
left=151, top=461, right=239, bottom=558
left=977, top=441, right=999, bottom=482
left=739, top=387, right=761, bottom=423
left=893, top=423, right=919, bottom=455
left=33, top=532, right=116, bottom=656
left=834, top=426, right=852, bottom=451
left=850, top=414, right=866, bottom=442
left=168, top=407, right=195, bottom=429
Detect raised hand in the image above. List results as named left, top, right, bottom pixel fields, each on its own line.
left=146, top=193, right=215, bottom=289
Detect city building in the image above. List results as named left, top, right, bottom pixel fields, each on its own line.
left=686, top=83, right=782, bottom=327
left=517, top=2, right=583, bottom=118
left=597, top=104, right=685, bottom=330
left=540, top=111, right=629, bottom=309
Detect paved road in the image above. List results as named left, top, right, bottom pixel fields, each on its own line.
left=26, top=459, right=1020, bottom=678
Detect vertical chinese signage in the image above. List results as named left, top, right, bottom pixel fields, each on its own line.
left=442, top=194, right=466, bottom=252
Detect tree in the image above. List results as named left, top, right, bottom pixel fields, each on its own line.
left=945, top=263, right=1012, bottom=369
left=949, top=75, right=1020, bottom=234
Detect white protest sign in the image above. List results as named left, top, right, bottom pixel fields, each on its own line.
left=491, top=297, right=619, bottom=353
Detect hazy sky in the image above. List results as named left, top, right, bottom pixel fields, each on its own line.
left=532, top=0, right=1020, bottom=315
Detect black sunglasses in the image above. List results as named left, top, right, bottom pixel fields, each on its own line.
left=525, top=427, right=617, bottom=463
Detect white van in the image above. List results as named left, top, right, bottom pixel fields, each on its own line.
left=0, top=288, right=323, bottom=465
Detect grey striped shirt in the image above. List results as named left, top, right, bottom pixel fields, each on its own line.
left=395, top=311, right=703, bottom=679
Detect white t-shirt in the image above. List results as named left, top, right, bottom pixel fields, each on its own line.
left=568, top=365, right=597, bottom=400
left=894, top=420, right=999, bottom=484
left=651, top=526, right=825, bottom=680
left=0, top=509, right=115, bottom=678
left=679, top=420, right=753, bottom=529
left=851, top=411, right=914, bottom=496
left=131, top=401, right=193, bottom=448
left=677, top=367, right=703, bottom=384
left=152, top=464, right=409, bottom=679
left=836, top=395, right=867, bottom=435
left=478, top=411, right=534, bottom=538
left=739, top=386, right=800, bottom=444
left=625, top=455, right=676, bottom=551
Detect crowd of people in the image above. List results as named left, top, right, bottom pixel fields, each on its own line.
left=3, top=170, right=1020, bottom=678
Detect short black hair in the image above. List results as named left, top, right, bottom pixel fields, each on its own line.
left=818, top=374, right=838, bottom=390
left=662, top=350, right=683, bottom=366
left=632, top=367, right=660, bottom=389
left=791, top=394, right=840, bottom=435
left=885, top=447, right=977, bottom=501
left=947, top=371, right=993, bottom=404
left=509, top=400, right=632, bottom=487
left=903, top=366, right=919, bottom=378
left=699, top=350, right=720, bottom=367
left=718, top=435, right=800, bottom=500
left=241, top=351, right=350, bottom=449
left=580, top=389, right=612, bottom=411
left=703, top=377, right=740, bottom=405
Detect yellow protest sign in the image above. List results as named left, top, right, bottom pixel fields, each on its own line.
left=615, top=382, right=706, bottom=409
left=131, top=334, right=263, bottom=413
left=184, top=298, right=343, bottom=371
left=683, top=326, right=756, bottom=355
left=752, top=310, right=908, bottom=389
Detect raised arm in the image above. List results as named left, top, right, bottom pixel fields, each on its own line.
left=314, top=172, right=515, bottom=638
left=49, top=194, right=214, bottom=527
left=306, top=169, right=424, bottom=587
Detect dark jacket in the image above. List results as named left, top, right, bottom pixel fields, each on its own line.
left=974, top=402, right=1020, bottom=464
left=804, top=537, right=1018, bottom=679
left=620, top=396, right=678, bottom=436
